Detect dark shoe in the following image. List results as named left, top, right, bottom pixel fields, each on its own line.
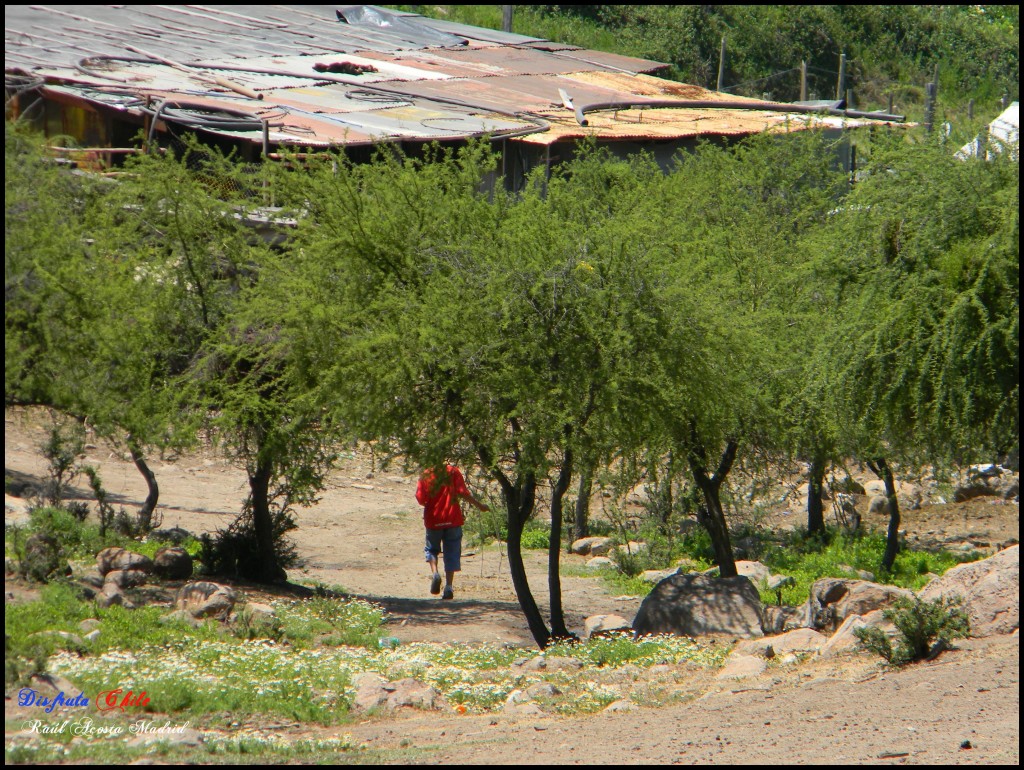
left=430, top=573, right=442, bottom=595
left=442, top=585, right=454, bottom=600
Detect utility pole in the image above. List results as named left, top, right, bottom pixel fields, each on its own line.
left=501, top=5, right=513, bottom=33
left=717, top=36, right=726, bottom=92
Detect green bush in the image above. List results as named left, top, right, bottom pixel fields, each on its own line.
left=854, top=595, right=970, bottom=665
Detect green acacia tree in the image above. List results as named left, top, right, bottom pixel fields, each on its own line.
left=284, top=140, right=707, bottom=647
left=819, top=132, right=1019, bottom=571
left=5, top=124, right=172, bottom=527
left=640, top=129, right=849, bottom=574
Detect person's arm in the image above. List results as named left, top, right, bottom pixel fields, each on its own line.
left=458, top=491, right=489, bottom=512
left=450, top=466, right=488, bottom=511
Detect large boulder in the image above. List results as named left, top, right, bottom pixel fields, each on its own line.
left=96, top=547, right=154, bottom=576
left=818, top=610, right=895, bottom=658
left=632, top=572, right=764, bottom=639
left=153, top=547, right=194, bottom=580
left=805, top=578, right=913, bottom=633
left=917, top=545, right=1018, bottom=637
left=175, top=581, right=237, bottom=619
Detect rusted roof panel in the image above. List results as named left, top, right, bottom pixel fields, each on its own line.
left=6, top=5, right=902, bottom=152
left=516, top=107, right=901, bottom=146
left=405, top=46, right=621, bottom=78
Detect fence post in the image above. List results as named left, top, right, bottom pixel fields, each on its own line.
left=800, top=60, right=807, bottom=101
left=924, top=83, right=936, bottom=133
left=717, top=36, right=726, bottom=92
left=836, top=53, right=846, bottom=100
left=501, top=5, right=513, bottom=33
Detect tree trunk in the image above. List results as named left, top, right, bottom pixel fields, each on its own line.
left=248, top=456, right=284, bottom=583
left=572, top=466, right=593, bottom=543
left=548, top=455, right=574, bottom=640
left=807, top=450, right=826, bottom=538
left=474, top=439, right=552, bottom=649
left=687, top=437, right=739, bottom=578
left=128, top=440, right=159, bottom=532
left=502, top=474, right=552, bottom=648
left=868, top=457, right=901, bottom=572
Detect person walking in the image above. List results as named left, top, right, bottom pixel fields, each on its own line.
left=416, top=463, right=488, bottom=600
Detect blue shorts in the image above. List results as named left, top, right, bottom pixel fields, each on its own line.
left=424, top=526, right=463, bottom=573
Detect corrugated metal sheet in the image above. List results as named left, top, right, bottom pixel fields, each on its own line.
left=5, top=5, right=902, bottom=154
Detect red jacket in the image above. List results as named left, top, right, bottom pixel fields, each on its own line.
left=416, top=465, right=469, bottom=529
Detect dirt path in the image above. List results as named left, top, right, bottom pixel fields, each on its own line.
left=4, top=407, right=1020, bottom=764
left=4, top=408, right=642, bottom=645
left=332, top=633, right=1019, bottom=765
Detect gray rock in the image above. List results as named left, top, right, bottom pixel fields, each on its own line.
left=761, top=604, right=809, bottom=635
left=153, top=547, right=193, bottom=580
left=868, top=495, right=891, bottom=516
left=953, top=480, right=1001, bottom=502
left=570, top=536, right=604, bottom=555
left=104, top=569, right=149, bottom=589
left=382, top=678, right=444, bottom=710
left=97, top=547, right=154, bottom=576
left=633, top=572, right=764, bottom=639
left=175, top=581, right=237, bottom=619
left=819, top=612, right=893, bottom=658
left=731, top=638, right=775, bottom=659
left=97, top=583, right=125, bottom=609
left=641, top=568, right=678, bottom=584
left=767, top=628, right=827, bottom=655
left=588, top=538, right=616, bottom=557
left=585, top=556, right=614, bottom=569
left=583, top=614, right=632, bottom=640
left=78, top=618, right=101, bottom=633
left=805, top=578, right=913, bottom=633
left=615, top=541, right=648, bottom=557
left=735, top=560, right=771, bottom=584
left=351, top=673, right=389, bottom=712
left=918, top=545, right=1018, bottom=637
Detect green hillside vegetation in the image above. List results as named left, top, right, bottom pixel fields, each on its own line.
left=395, top=5, right=1019, bottom=121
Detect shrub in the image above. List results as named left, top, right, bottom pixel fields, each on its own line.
left=854, top=595, right=970, bottom=665
left=39, top=420, right=85, bottom=508
left=199, top=504, right=298, bottom=580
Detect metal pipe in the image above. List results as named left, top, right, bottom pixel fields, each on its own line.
left=573, top=99, right=905, bottom=126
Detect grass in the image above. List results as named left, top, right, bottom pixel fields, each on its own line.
left=557, top=521, right=984, bottom=608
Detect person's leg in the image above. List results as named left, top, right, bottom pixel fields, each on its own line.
left=441, top=527, right=462, bottom=599
left=424, top=529, right=443, bottom=594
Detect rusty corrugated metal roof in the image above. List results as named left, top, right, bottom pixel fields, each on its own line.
left=5, top=5, right=903, bottom=152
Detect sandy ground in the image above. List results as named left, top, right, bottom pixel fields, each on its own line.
left=4, top=407, right=1020, bottom=764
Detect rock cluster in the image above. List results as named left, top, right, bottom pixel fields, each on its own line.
left=578, top=545, right=1018, bottom=681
